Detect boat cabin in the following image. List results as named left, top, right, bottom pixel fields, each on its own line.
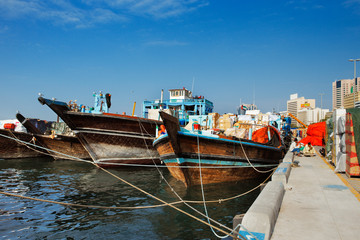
left=143, top=88, right=214, bottom=125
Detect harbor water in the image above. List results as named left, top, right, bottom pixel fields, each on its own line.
left=0, top=157, right=265, bottom=239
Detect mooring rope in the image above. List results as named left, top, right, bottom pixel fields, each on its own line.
left=238, top=136, right=278, bottom=173
left=0, top=131, right=271, bottom=203
left=0, top=132, right=90, bottom=163
left=0, top=190, right=182, bottom=209
left=7, top=130, right=53, bottom=157
left=196, top=133, right=255, bottom=240
left=2, top=129, right=276, bottom=169
left=137, top=119, right=249, bottom=238
left=137, top=119, right=244, bottom=237
left=137, top=120, right=270, bottom=240
left=1, top=129, right=241, bottom=239
left=96, top=165, right=241, bottom=239
left=0, top=127, right=274, bottom=239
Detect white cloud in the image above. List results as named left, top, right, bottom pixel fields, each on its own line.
left=0, top=0, right=208, bottom=27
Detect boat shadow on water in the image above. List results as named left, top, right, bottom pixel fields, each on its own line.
left=0, top=158, right=265, bottom=239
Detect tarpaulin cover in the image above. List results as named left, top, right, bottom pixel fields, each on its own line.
left=299, top=121, right=326, bottom=146
left=300, top=136, right=324, bottom=146
left=252, top=126, right=281, bottom=147
left=346, top=108, right=360, bottom=166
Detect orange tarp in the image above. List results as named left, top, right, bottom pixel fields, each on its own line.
left=252, top=126, right=280, bottom=145
left=299, top=121, right=326, bottom=146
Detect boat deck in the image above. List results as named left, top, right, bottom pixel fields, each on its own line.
left=271, top=151, right=360, bottom=240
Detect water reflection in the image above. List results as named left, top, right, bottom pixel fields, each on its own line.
left=0, top=158, right=264, bottom=239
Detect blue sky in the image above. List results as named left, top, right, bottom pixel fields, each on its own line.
left=1, top=0, right=360, bottom=120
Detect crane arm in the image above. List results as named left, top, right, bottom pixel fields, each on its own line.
left=288, top=112, right=308, bottom=128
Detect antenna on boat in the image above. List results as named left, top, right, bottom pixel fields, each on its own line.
left=253, top=82, right=255, bottom=106
left=160, top=89, right=164, bottom=110
left=192, top=77, right=195, bottom=94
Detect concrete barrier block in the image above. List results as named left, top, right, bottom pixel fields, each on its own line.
left=282, top=150, right=294, bottom=163
left=233, top=214, right=243, bottom=232
left=240, top=181, right=285, bottom=240
left=272, top=162, right=291, bottom=186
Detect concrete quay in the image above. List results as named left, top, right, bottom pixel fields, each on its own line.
left=235, top=150, right=360, bottom=240
left=271, top=152, right=360, bottom=240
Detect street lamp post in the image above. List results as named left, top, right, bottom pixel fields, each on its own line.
left=319, top=93, right=324, bottom=120
left=349, top=59, right=360, bottom=108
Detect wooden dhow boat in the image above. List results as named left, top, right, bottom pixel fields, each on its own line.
left=0, top=127, right=47, bottom=159
left=16, top=113, right=91, bottom=161
left=38, top=94, right=161, bottom=167
left=153, top=112, right=285, bottom=186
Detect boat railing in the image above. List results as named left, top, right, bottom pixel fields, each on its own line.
left=144, top=99, right=213, bottom=106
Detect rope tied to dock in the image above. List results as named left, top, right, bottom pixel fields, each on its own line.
left=0, top=127, right=277, bottom=240
left=137, top=119, right=249, bottom=239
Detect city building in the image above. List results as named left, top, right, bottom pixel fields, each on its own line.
left=297, top=108, right=329, bottom=126
left=142, top=88, right=214, bottom=125
left=287, top=93, right=315, bottom=118
left=287, top=93, right=316, bottom=127
left=332, top=78, right=360, bottom=110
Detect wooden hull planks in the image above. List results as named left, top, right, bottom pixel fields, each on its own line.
left=0, top=129, right=46, bottom=159
left=153, top=111, right=284, bottom=186
left=39, top=97, right=162, bottom=167
left=35, top=134, right=91, bottom=160
left=164, top=160, right=275, bottom=186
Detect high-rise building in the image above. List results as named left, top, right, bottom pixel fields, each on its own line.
left=332, top=78, right=360, bottom=110
left=287, top=93, right=315, bottom=126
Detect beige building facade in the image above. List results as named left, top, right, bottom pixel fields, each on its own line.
left=298, top=108, right=329, bottom=126
left=332, top=78, right=360, bottom=110
left=287, top=94, right=316, bottom=126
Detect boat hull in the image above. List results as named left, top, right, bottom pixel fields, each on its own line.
left=0, top=129, right=46, bottom=159
left=39, top=97, right=162, bottom=167
left=76, top=131, right=160, bottom=167
left=156, top=132, right=283, bottom=164
left=153, top=111, right=285, bottom=186
left=35, top=134, right=91, bottom=160
left=154, top=133, right=282, bottom=186
left=164, top=158, right=276, bottom=186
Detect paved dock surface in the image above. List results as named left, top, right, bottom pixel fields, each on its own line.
left=271, top=153, right=360, bottom=240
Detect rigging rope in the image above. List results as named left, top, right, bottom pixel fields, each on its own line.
left=0, top=124, right=278, bottom=240
left=0, top=131, right=90, bottom=163
left=0, top=131, right=272, bottom=203
left=137, top=119, right=246, bottom=237
left=97, top=165, right=241, bottom=239
left=196, top=133, right=256, bottom=240
left=137, top=119, right=274, bottom=240
left=238, top=136, right=279, bottom=173
left=1, top=128, right=242, bottom=239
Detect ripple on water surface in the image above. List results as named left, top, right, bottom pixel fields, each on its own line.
left=0, top=158, right=264, bottom=239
